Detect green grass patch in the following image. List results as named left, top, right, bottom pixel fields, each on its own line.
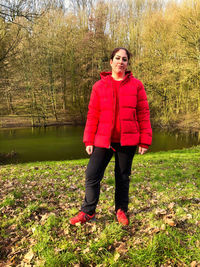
left=0, top=146, right=200, bottom=266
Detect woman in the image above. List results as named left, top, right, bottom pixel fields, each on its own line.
left=70, top=48, right=152, bottom=225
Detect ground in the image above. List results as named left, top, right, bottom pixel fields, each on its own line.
left=0, top=146, right=200, bottom=266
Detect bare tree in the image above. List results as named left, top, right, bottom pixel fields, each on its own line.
left=69, top=0, right=96, bottom=15
left=0, top=0, right=66, bottom=24
left=1, top=0, right=42, bottom=23
left=0, top=0, right=61, bottom=66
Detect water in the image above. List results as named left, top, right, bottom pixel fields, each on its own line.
left=0, top=126, right=199, bottom=163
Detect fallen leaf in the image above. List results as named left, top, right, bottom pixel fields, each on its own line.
left=155, top=208, right=167, bottom=216
left=10, top=255, right=16, bottom=264
left=168, top=202, right=175, bottom=209
left=115, top=242, right=128, bottom=254
left=149, top=227, right=160, bottom=234
left=83, top=247, right=90, bottom=254
left=23, top=249, right=34, bottom=263
left=34, top=259, right=46, bottom=266
left=91, top=224, right=97, bottom=232
left=191, top=261, right=197, bottom=267
left=161, top=224, right=166, bottom=231
left=180, top=216, right=188, bottom=222
left=187, top=214, right=192, bottom=219
left=163, top=215, right=176, bottom=227
left=196, top=221, right=200, bottom=227
left=40, top=213, right=49, bottom=223
left=165, top=220, right=176, bottom=226
left=9, top=224, right=17, bottom=231
left=114, top=252, right=120, bottom=262
left=131, top=226, right=136, bottom=234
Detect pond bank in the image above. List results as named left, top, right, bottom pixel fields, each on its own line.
left=153, top=113, right=200, bottom=132
left=0, top=115, right=81, bottom=129
left=0, top=114, right=200, bottom=131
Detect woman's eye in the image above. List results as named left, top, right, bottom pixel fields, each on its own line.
left=114, top=56, right=128, bottom=62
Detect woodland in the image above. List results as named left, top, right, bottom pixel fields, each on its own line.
left=0, top=2, right=200, bottom=265
left=0, top=0, right=200, bottom=128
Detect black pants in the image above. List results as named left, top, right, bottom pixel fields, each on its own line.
left=81, top=143, right=137, bottom=215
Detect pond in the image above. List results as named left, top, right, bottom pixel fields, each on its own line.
left=0, top=125, right=199, bottom=164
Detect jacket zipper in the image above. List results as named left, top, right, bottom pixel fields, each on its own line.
left=109, top=75, right=129, bottom=148
left=119, top=83, right=122, bottom=145
left=119, top=78, right=129, bottom=145
left=109, top=79, right=116, bottom=148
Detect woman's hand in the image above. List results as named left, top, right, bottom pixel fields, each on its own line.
left=138, top=146, right=148, bottom=155
left=86, top=145, right=93, bottom=155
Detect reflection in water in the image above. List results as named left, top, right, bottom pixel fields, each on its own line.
left=150, top=129, right=200, bottom=152
left=0, top=126, right=199, bottom=163
left=0, top=150, right=19, bottom=164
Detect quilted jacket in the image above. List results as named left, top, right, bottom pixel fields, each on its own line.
left=83, top=71, right=152, bottom=148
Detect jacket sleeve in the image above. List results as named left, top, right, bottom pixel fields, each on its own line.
left=83, top=83, right=100, bottom=146
left=136, top=81, right=152, bottom=147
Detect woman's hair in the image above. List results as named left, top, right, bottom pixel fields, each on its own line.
left=110, top=47, right=131, bottom=61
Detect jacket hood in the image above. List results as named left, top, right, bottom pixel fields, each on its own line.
left=100, top=71, right=133, bottom=82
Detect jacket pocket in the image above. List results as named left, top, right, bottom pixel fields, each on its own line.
left=133, top=109, right=139, bottom=132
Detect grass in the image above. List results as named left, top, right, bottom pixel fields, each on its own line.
left=0, top=146, right=200, bottom=266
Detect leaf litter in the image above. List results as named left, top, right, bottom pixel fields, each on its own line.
left=0, top=147, right=200, bottom=265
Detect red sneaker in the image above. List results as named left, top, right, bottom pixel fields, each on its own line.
left=70, top=211, right=95, bottom=225
left=116, top=209, right=129, bottom=225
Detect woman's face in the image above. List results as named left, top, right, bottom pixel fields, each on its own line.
left=110, top=49, right=128, bottom=76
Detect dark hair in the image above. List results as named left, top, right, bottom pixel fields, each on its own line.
left=110, top=47, right=131, bottom=61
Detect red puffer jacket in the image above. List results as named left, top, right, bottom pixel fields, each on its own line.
left=83, top=71, right=152, bottom=148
